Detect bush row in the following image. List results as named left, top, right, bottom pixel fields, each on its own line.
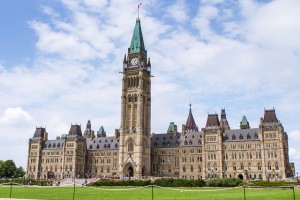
left=91, top=180, right=151, bottom=187
left=91, top=178, right=242, bottom=187
left=248, top=180, right=294, bottom=187
left=0, top=178, right=49, bottom=186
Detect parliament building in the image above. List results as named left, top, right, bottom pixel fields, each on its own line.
left=27, top=18, right=294, bottom=181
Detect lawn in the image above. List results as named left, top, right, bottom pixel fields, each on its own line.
left=0, top=186, right=298, bottom=200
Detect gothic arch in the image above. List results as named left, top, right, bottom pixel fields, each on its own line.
left=126, top=138, right=135, bottom=152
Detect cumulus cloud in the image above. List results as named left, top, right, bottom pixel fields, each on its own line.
left=0, top=107, right=35, bottom=127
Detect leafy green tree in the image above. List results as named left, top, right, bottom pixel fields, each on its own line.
left=14, top=166, right=25, bottom=178
left=0, top=160, right=17, bottom=178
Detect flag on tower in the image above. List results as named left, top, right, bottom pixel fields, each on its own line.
left=138, top=3, right=142, bottom=9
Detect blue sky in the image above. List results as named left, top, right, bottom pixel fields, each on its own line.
left=0, top=0, right=299, bottom=174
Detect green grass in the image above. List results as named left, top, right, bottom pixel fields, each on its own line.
left=0, top=186, right=299, bottom=200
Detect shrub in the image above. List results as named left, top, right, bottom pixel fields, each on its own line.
left=248, top=180, right=294, bottom=187
left=206, top=178, right=243, bottom=187
left=91, top=180, right=151, bottom=187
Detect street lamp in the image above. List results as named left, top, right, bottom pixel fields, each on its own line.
left=297, top=172, right=299, bottom=183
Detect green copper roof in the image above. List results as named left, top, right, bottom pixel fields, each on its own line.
left=167, top=122, right=175, bottom=133
left=129, top=19, right=146, bottom=55
left=241, top=115, right=248, bottom=126
left=97, top=126, right=106, bottom=135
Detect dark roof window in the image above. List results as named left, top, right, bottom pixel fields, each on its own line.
left=224, top=135, right=228, bottom=141
left=53, top=143, right=56, bottom=148
left=189, top=140, right=192, bottom=145
left=97, top=144, right=99, bottom=149
left=254, top=133, right=258, bottom=139
left=115, top=143, right=118, bottom=148
left=239, top=134, right=243, bottom=140
left=184, top=140, right=188, bottom=145
left=48, top=143, right=51, bottom=148
left=247, top=134, right=251, bottom=139
left=89, top=145, right=92, bottom=149
left=232, top=134, right=236, bottom=140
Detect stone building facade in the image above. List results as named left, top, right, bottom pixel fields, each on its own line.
left=26, top=18, right=294, bottom=181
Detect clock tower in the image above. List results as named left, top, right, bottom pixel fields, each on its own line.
left=118, top=18, right=152, bottom=178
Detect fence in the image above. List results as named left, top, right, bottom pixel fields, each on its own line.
left=0, top=182, right=298, bottom=200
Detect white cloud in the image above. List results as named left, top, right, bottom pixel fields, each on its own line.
left=289, top=147, right=300, bottom=162
left=0, top=107, right=35, bottom=127
left=165, top=0, right=188, bottom=23
left=288, top=130, right=300, bottom=140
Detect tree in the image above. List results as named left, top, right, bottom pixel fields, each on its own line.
left=14, top=166, right=25, bottom=178
left=0, top=160, right=17, bottom=178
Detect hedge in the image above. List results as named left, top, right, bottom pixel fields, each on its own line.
left=91, top=178, right=242, bottom=187
left=248, top=180, right=294, bottom=187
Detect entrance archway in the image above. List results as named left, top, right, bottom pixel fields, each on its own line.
left=128, top=166, right=134, bottom=178
left=238, top=174, right=243, bottom=180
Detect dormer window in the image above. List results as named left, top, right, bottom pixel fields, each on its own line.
left=97, top=144, right=99, bottom=149
left=189, top=140, right=192, bottom=145
left=254, top=133, right=258, bottom=139
left=198, top=140, right=202, bottom=145
left=184, top=140, right=188, bottom=145
left=48, top=143, right=51, bottom=148
left=89, top=145, right=92, bottom=149
left=247, top=134, right=251, bottom=139
left=239, top=134, right=243, bottom=140
left=115, top=143, right=118, bottom=148
left=232, top=134, right=236, bottom=140
left=224, top=135, right=228, bottom=141
left=53, top=143, right=56, bottom=148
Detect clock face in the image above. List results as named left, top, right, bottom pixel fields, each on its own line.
left=131, top=57, right=138, bottom=65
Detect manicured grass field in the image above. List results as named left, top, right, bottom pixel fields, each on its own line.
left=0, top=186, right=298, bottom=200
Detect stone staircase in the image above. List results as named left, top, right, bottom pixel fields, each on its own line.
left=59, top=178, right=99, bottom=186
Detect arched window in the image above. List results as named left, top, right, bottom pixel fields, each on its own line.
left=239, top=134, right=243, bottom=140
left=97, top=144, right=99, bottom=149
left=233, top=163, right=236, bottom=171
left=214, top=163, right=217, bottom=170
left=247, top=134, right=251, bottom=139
left=275, top=162, right=279, bottom=170
left=224, top=163, right=227, bottom=171
left=268, top=163, right=272, bottom=170
left=254, top=133, right=258, bottom=139
left=128, top=140, right=134, bottom=152
left=115, top=143, right=118, bottom=148
left=258, top=162, right=262, bottom=170
left=191, top=166, right=194, bottom=172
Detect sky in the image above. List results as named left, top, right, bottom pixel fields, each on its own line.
left=0, top=0, right=299, bottom=174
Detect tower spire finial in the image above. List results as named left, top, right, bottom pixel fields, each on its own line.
left=138, top=3, right=142, bottom=19
left=189, top=98, right=192, bottom=112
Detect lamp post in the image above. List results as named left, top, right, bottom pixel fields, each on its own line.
left=297, top=172, right=299, bottom=183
